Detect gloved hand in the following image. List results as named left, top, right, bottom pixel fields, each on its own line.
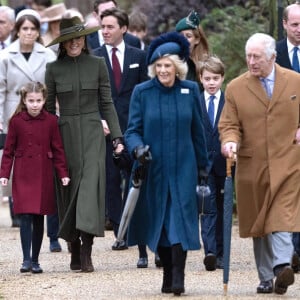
left=132, top=165, right=146, bottom=185
left=112, top=137, right=124, bottom=150
left=134, top=145, right=152, bottom=165
left=198, top=168, right=208, bottom=186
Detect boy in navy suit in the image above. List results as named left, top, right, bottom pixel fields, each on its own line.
left=197, top=55, right=226, bottom=271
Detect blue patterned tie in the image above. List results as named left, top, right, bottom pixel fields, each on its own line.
left=292, top=46, right=300, bottom=73
left=261, top=78, right=272, bottom=98
left=208, top=95, right=215, bottom=126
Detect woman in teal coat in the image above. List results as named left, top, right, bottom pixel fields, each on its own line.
left=125, top=32, right=209, bottom=296
left=45, top=17, right=122, bottom=272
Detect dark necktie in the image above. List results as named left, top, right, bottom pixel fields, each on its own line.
left=0, top=41, right=5, bottom=49
left=112, top=47, right=122, bottom=91
left=208, top=95, right=215, bottom=127
left=292, top=46, right=300, bottom=73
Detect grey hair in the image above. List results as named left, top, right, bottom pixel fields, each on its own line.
left=245, top=33, right=276, bottom=60
left=147, top=54, right=188, bottom=80
left=0, top=6, right=15, bottom=23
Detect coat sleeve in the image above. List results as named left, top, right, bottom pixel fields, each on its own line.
left=45, top=62, right=57, bottom=115
left=0, top=117, right=16, bottom=178
left=124, top=85, right=145, bottom=156
left=218, top=82, right=241, bottom=145
left=0, top=52, right=8, bottom=124
left=97, top=58, right=122, bottom=139
left=191, top=84, right=209, bottom=171
left=50, top=116, right=69, bottom=179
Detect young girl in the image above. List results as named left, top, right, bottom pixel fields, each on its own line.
left=0, top=82, right=70, bottom=274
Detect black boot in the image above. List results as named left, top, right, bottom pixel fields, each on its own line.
left=171, top=244, right=187, bottom=296
left=80, top=232, right=94, bottom=272
left=157, top=246, right=172, bottom=293
left=70, top=238, right=81, bottom=270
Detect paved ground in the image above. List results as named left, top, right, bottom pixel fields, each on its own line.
left=0, top=200, right=299, bottom=300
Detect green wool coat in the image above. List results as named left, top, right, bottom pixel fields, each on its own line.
left=45, top=53, right=122, bottom=241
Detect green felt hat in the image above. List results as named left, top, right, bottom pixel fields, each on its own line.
left=175, top=10, right=200, bottom=32
left=47, top=16, right=99, bottom=47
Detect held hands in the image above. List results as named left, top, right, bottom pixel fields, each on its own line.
left=134, top=145, right=152, bottom=165
left=61, top=177, right=70, bottom=186
left=222, top=142, right=237, bottom=159
left=0, top=178, right=8, bottom=186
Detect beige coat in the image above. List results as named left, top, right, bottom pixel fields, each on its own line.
left=219, top=64, right=300, bottom=238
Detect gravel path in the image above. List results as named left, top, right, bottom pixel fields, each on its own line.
left=0, top=201, right=299, bottom=300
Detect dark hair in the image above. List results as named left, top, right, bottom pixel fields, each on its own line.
left=12, top=15, right=42, bottom=44
left=12, top=81, right=47, bottom=118
left=33, top=0, right=52, bottom=7
left=100, top=7, right=128, bottom=28
left=93, top=0, right=117, bottom=14
left=57, top=38, right=90, bottom=59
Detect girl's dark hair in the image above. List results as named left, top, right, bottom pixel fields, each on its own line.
left=12, top=82, right=47, bottom=118
left=12, top=15, right=43, bottom=44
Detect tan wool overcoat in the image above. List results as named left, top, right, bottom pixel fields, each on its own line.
left=219, top=64, right=300, bottom=238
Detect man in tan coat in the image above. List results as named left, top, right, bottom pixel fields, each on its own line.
left=219, top=33, right=300, bottom=295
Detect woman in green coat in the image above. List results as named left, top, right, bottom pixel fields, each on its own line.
left=45, top=17, right=122, bottom=272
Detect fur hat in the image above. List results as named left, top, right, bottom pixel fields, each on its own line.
left=146, top=31, right=190, bottom=65
left=41, top=3, right=66, bottom=23
left=175, top=10, right=200, bottom=32
left=46, top=16, right=99, bottom=47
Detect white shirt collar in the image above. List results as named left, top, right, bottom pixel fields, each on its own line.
left=287, top=38, right=299, bottom=54
left=105, top=40, right=125, bottom=55
left=204, top=89, right=221, bottom=102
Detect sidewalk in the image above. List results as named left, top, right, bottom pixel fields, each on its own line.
left=0, top=200, right=299, bottom=300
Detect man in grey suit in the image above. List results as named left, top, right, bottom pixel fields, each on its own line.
left=276, top=2, right=300, bottom=273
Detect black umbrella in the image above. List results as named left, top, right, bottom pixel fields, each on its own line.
left=223, top=158, right=235, bottom=295
left=115, top=146, right=152, bottom=244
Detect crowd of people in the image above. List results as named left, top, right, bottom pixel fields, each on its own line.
left=0, top=0, right=300, bottom=297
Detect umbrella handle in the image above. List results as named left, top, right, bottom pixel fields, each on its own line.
left=226, top=158, right=234, bottom=178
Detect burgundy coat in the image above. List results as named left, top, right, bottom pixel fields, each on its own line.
left=0, top=110, right=69, bottom=215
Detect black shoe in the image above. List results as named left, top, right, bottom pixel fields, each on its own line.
left=204, top=253, right=216, bottom=271
left=137, top=257, right=148, bottom=268
left=274, top=265, right=294, bottom=295
left=257, top=280, right=273, bottom=293
left=155, top=252, right=162, bottom=268
left=20, top=260, right=31, bottom=273
left=112, top=240, right=128, bottom=250
left=31, top=262, right=43, bottom=274
left=291, top=252, right=299, bottom=273
left=216, top=256, right=224, bottom=269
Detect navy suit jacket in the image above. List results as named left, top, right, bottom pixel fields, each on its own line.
left=276, top=39, right=293, bottom=70
left=94, top=44, right=148, bottom=133
left=199, top=91, right=226, bottom=176
left=87, top=31, right=141, bottom=52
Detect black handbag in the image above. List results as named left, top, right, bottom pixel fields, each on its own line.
left=0, top=132, right=7, bottom=150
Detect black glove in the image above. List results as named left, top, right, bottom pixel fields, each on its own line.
left=112, top=137, right=124, bottom=150
left=132, top=165, right=146, bottom=185
left=134, top=145, right=152, bottom=165
left=198, top=168, right=208, bottom=186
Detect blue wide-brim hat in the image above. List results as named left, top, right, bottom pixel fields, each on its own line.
left=147, top=31, right=190, bottom=65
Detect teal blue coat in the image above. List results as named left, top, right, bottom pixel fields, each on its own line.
left=125, top=77, right=208, bottom=252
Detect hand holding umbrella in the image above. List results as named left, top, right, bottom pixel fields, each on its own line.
left=115, top=145, right=152, bottom=244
